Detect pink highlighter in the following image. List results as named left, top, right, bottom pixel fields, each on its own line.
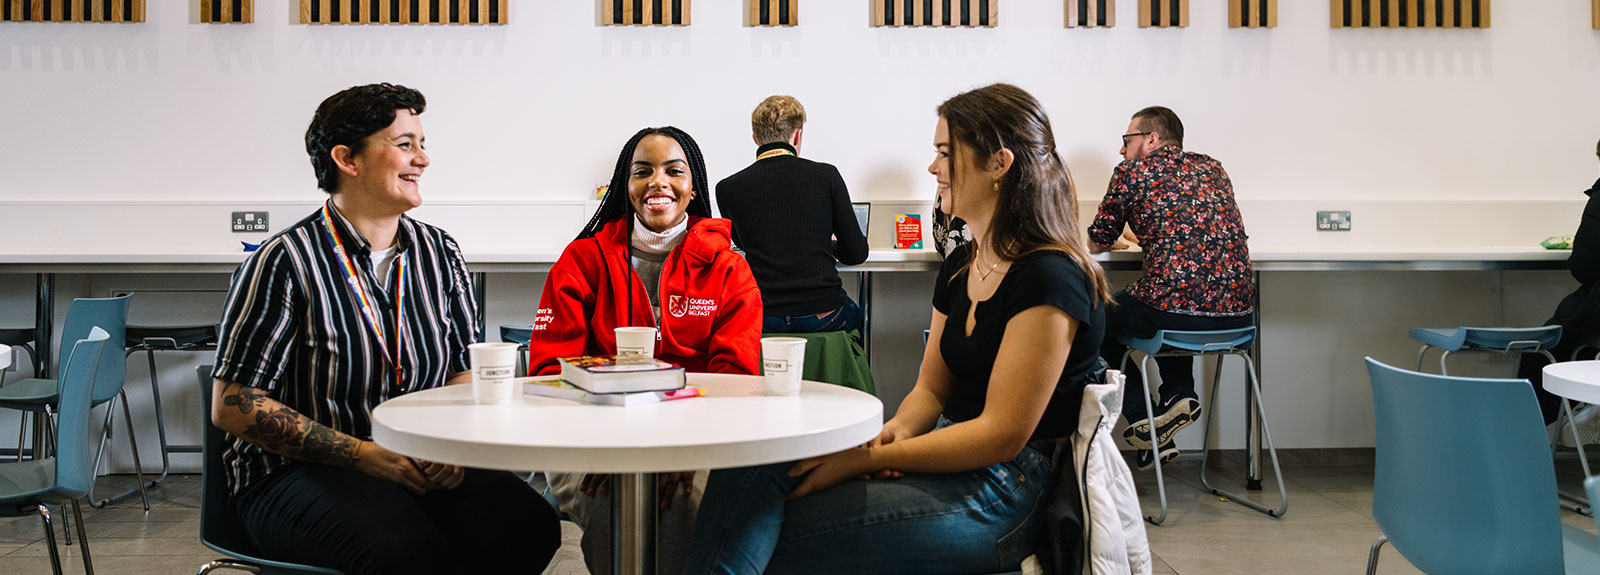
left=662, top=387, right=705, bottom=401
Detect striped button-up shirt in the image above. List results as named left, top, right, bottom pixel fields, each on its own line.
left=212, top=206, right=479, bottom=497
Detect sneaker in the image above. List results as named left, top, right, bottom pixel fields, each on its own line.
left=1123, top=397, right=1203, bottom=449
left=1558, top=404, right=1600, bottom=447
left=1135, top=442, right=1181, bottom=471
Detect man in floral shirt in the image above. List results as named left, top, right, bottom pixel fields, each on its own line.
left=1089, top=106, right=1255, bottom=470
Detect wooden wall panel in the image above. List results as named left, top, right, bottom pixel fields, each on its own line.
left=604, top=0, right=690, bottom=26
left=1228, top=0, right=1275, bottom=28
left=1065, top=0, right=1113, bottom=28
left=1330, top=0, right=1488, bottom=29
left=2, top=0, right=143, bottom=22
left=872, top=0, right=998, bottom=28
left=201, top=0, right=254, bottom=23
left=1593, top=0, right=1599, bottom=30
left=1137, top=0, right=1187, bottom=28
left=301, top=0, right=507, bottom=25
left=749, top=0, right=795, bottom=26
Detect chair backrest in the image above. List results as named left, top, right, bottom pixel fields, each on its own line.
left=1459, top=325, right=1563, bottom=351
left=52, top=327, right=110, bottom=498
left=1364, top=357, right=1564, bottom=574
left=60, top=295, right=130, bottom=404
left=499, top=325, right=532, bottom=345
left=196, top=365, right=260, bottom=556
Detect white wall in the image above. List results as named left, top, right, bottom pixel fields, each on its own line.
left=3, top=1, right=1599, bottom=207
left=4, top=1, right=1600, bottom=472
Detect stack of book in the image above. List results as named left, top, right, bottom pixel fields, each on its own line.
left=521, top=355, right=694, bottom=406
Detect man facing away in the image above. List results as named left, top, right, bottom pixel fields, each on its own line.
left=1089, top=106, right=1256, bottom=470
left=716, top=95, right=870, bottom=335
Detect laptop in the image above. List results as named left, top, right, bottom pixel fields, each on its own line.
left=851, top=202, right=871, bottom=240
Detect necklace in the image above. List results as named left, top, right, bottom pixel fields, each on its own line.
left=974, top=245, right=1001, bottom=281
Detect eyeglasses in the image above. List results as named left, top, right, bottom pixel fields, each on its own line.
left=1121, top=131, right=1153, bottom=144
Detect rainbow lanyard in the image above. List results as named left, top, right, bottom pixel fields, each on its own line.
left=320, top=202, right=407, bottom=388
left=756, top=148, right=795, bottom=161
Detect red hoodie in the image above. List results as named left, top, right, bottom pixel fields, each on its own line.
left=529, top=216, right=763, bottom=376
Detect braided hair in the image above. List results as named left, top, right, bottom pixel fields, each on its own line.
left=576, top=126, right=714, bottom=240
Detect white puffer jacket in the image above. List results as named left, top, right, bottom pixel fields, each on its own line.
left=1073, top=370, right=1151, bottom=574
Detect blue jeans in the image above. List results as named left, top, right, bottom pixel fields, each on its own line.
left=684, top=425, right=1056, bottom=575
left=762, top=297, right=863, bottom=334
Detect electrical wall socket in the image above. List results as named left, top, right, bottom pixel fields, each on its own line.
left=232, top=211, right=269, bottom=233
left=1316, top=210, right=1351, bottom=231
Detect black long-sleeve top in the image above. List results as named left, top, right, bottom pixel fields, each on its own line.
left=1570, top=177, right=1600, bottom=286
left=715, top=142, right=869, bottom=316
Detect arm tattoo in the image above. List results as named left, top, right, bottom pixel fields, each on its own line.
left=223, top=383, right=362, bottom=468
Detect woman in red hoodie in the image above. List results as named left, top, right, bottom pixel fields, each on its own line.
left=529, top=126, right=762, bottom=575
left=529, top=126, right=762, bottom=377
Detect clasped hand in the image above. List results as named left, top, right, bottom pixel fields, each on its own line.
left=785, top=421, right=910, bottom=500
left=355, top=441, right=465, bottom=495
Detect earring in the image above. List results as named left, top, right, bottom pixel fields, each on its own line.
left=993, top=181, right=1000, bottom=192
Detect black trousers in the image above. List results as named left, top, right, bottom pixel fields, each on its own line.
left=1100, top=291, right=1253, bottom=423
left=236, top=464, right=561, bottom=575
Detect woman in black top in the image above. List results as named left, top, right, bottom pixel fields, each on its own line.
left=683, top=83, right=1113, bottom=575
left=1518, top=139, right=1600, bottom=429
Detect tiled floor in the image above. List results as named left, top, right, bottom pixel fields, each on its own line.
left=1, top=461, right=1594, bottom=575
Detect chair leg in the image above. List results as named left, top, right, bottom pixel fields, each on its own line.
left=1438, top=350, right=1452, bottom=376
left=1365, top=534, right=1388, bottom=575
left=1197, top=353, right=1226, bottom=494
left=71, top=498, right=94, bottom=575
left=37, top=504, right=63, bottom=575
left=41, top=408, right=72, bottom=546
left=88, top=391, right=152, bottom=510
left=142, top=348, right=174, bottom=488
left=1559, top=399, right=1594, bottom=515
left=198, top=559, right=264, bottom=573
left=1199, top=352, right=1288, bottom=519
left=1414, top=344, right=1431, bottom=372
left=88, top=397, right=120, bottom=508
left=11, top=411, right=26, bottom=463
left=1139, top=354, right=1169, bottom=526
left=120, top=390, right=151, bottom=510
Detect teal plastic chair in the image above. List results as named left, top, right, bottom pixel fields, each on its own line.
left=195, top=365, right=343, bottom=574
left=1117, top=327, right=1287, bottom=525
left=1409, top=325, right=1562, bottom=375
left=1362, top=358, right=1600, bottom=574
left=1591, top=477, right=1600, bottom=534
left=0, top=295, right=149, bottom=510
left=0, top=327, right=109, bottom=575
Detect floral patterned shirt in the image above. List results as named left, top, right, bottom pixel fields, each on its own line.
left=1088, top=146, right=1254, bottom=317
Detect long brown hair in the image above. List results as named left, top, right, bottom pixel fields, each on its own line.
left=937, top=83, right=1112, bottom=302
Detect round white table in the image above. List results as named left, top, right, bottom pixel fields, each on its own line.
left=371, top=373, right=883, bottom=575
left=1543, top=361, right=1598, bottom=487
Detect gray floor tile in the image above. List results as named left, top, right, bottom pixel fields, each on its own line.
left=0, top=554, right=219, bottom=574
left=8, top=536, right=211, bottom=557
left=8, top=468, right=1584, bottom=575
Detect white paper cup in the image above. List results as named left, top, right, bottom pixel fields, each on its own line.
left=615, top=327, right=658, bottom=360
left=469, top=342, right=520, bottom=403
left=761, top=337, right=807, bottom=396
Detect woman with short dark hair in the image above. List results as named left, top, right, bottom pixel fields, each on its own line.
left=211, top=83, right=560, bottom=575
